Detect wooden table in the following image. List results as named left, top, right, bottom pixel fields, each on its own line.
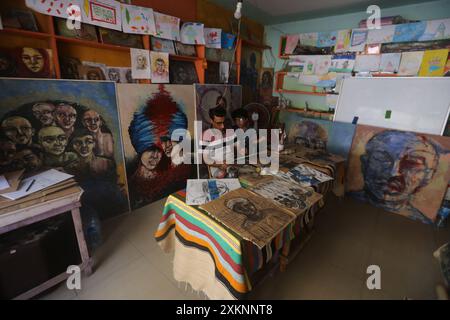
left=0, top=187, right=92, bottom=300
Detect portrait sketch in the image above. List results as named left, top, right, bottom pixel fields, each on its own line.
left=200, top=188, right=296, bottom=249
left=251, top=177, right=323, bottom=217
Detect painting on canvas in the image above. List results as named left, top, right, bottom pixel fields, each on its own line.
left=0, top=79, right=130, bottom=219
left=116, top=84, right=195, bottom=210
left=346, top=124, right=450, bottom=224
left=279, top=111, right=356, bottom=159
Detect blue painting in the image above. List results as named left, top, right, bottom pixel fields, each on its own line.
left=0, top=79, right=129, bottom=219
left=278, top=111, right=356, bottom=159
left=393, top=21, right=427, bottom=43
left=347, top=125, right=450, bottom=225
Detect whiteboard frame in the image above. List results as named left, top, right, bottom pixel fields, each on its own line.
left=333, top=77, right=450, bottom=136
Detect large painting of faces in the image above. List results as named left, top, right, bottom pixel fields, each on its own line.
left=117, top=84, right=195, bottom=210
left=0, top=79, right=129, bottom=219
left=346, top=124, right=450, bottom=225
left=278, top=111, right=356, bottom=159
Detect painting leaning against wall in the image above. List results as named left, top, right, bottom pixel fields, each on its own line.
left=278, top=111, right=356, bottom=160
left=0, top=79, right=130, bottom=219
left=117, top=84, right=195, bottom=210
left=346, top=124, right=450, bottom=225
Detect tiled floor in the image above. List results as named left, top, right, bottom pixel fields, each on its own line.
left=39, top=196, right=449, bottom=300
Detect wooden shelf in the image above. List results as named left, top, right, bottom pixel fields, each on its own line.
left=0, top=28, right=52, bottom=39
left=275, top=72, right=329, bottom=96
left=0, top=1, right=243, bottom=85
left=55, top=36, right=133, bottom=52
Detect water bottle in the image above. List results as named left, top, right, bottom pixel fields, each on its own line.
left=87, top=214, right=102, bottom=251
left=81, top=206, right=102, bottom=252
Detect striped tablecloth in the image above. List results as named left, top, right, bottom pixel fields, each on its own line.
left=154, top=189, right=324, bottom=300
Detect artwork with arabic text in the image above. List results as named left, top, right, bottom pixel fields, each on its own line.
left=81, top=0, right=122, bottom=31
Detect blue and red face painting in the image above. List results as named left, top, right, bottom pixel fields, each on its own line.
left=360, top=130, right=440, bottom=216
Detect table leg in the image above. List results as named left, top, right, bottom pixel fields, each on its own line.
left=71, top=207, right=93, bottom=276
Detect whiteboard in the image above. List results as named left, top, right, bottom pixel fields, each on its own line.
left=334, top=77, right=450, bottom=135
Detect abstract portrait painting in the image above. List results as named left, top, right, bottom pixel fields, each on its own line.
left=0, top=79, right=129, bottom=219
left=346, top=125, right=450, bottom=224
left=279, top=111, right=356, bottom=159
left=117, top=84, right=195, bottom=210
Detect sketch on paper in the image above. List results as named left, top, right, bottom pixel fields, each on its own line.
left=250, top=177, right=322, bottom=217
left=180, top=22, right=205, bottom=45
left=186, top=178, right=241, bottom=205
left=130, top=48, right=151, bottom=79
left=200, top=188, right=296, bottom=249
left=154, top=12, right=180, bottom=41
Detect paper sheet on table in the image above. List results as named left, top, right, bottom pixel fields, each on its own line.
left=0, top=176, right=10, bottom=191
left=1, top=169, right=73, bottom=200
left=0, top=170, right=24, bottom=194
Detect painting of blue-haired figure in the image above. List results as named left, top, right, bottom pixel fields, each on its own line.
left=278, top=111, right=356, bottom=159
left=117, top=84, right=195, bottom=210
left=0, top=79, right=129, bottom=219
left=347, top=125, right=450, bottom=225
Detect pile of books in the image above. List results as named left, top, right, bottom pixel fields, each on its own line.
left=0, top=169, right=81, bottom=214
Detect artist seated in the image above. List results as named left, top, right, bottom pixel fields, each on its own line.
left=202, top=106, right=236, bottom=179
left=231, top=108, right=251, bottom=159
